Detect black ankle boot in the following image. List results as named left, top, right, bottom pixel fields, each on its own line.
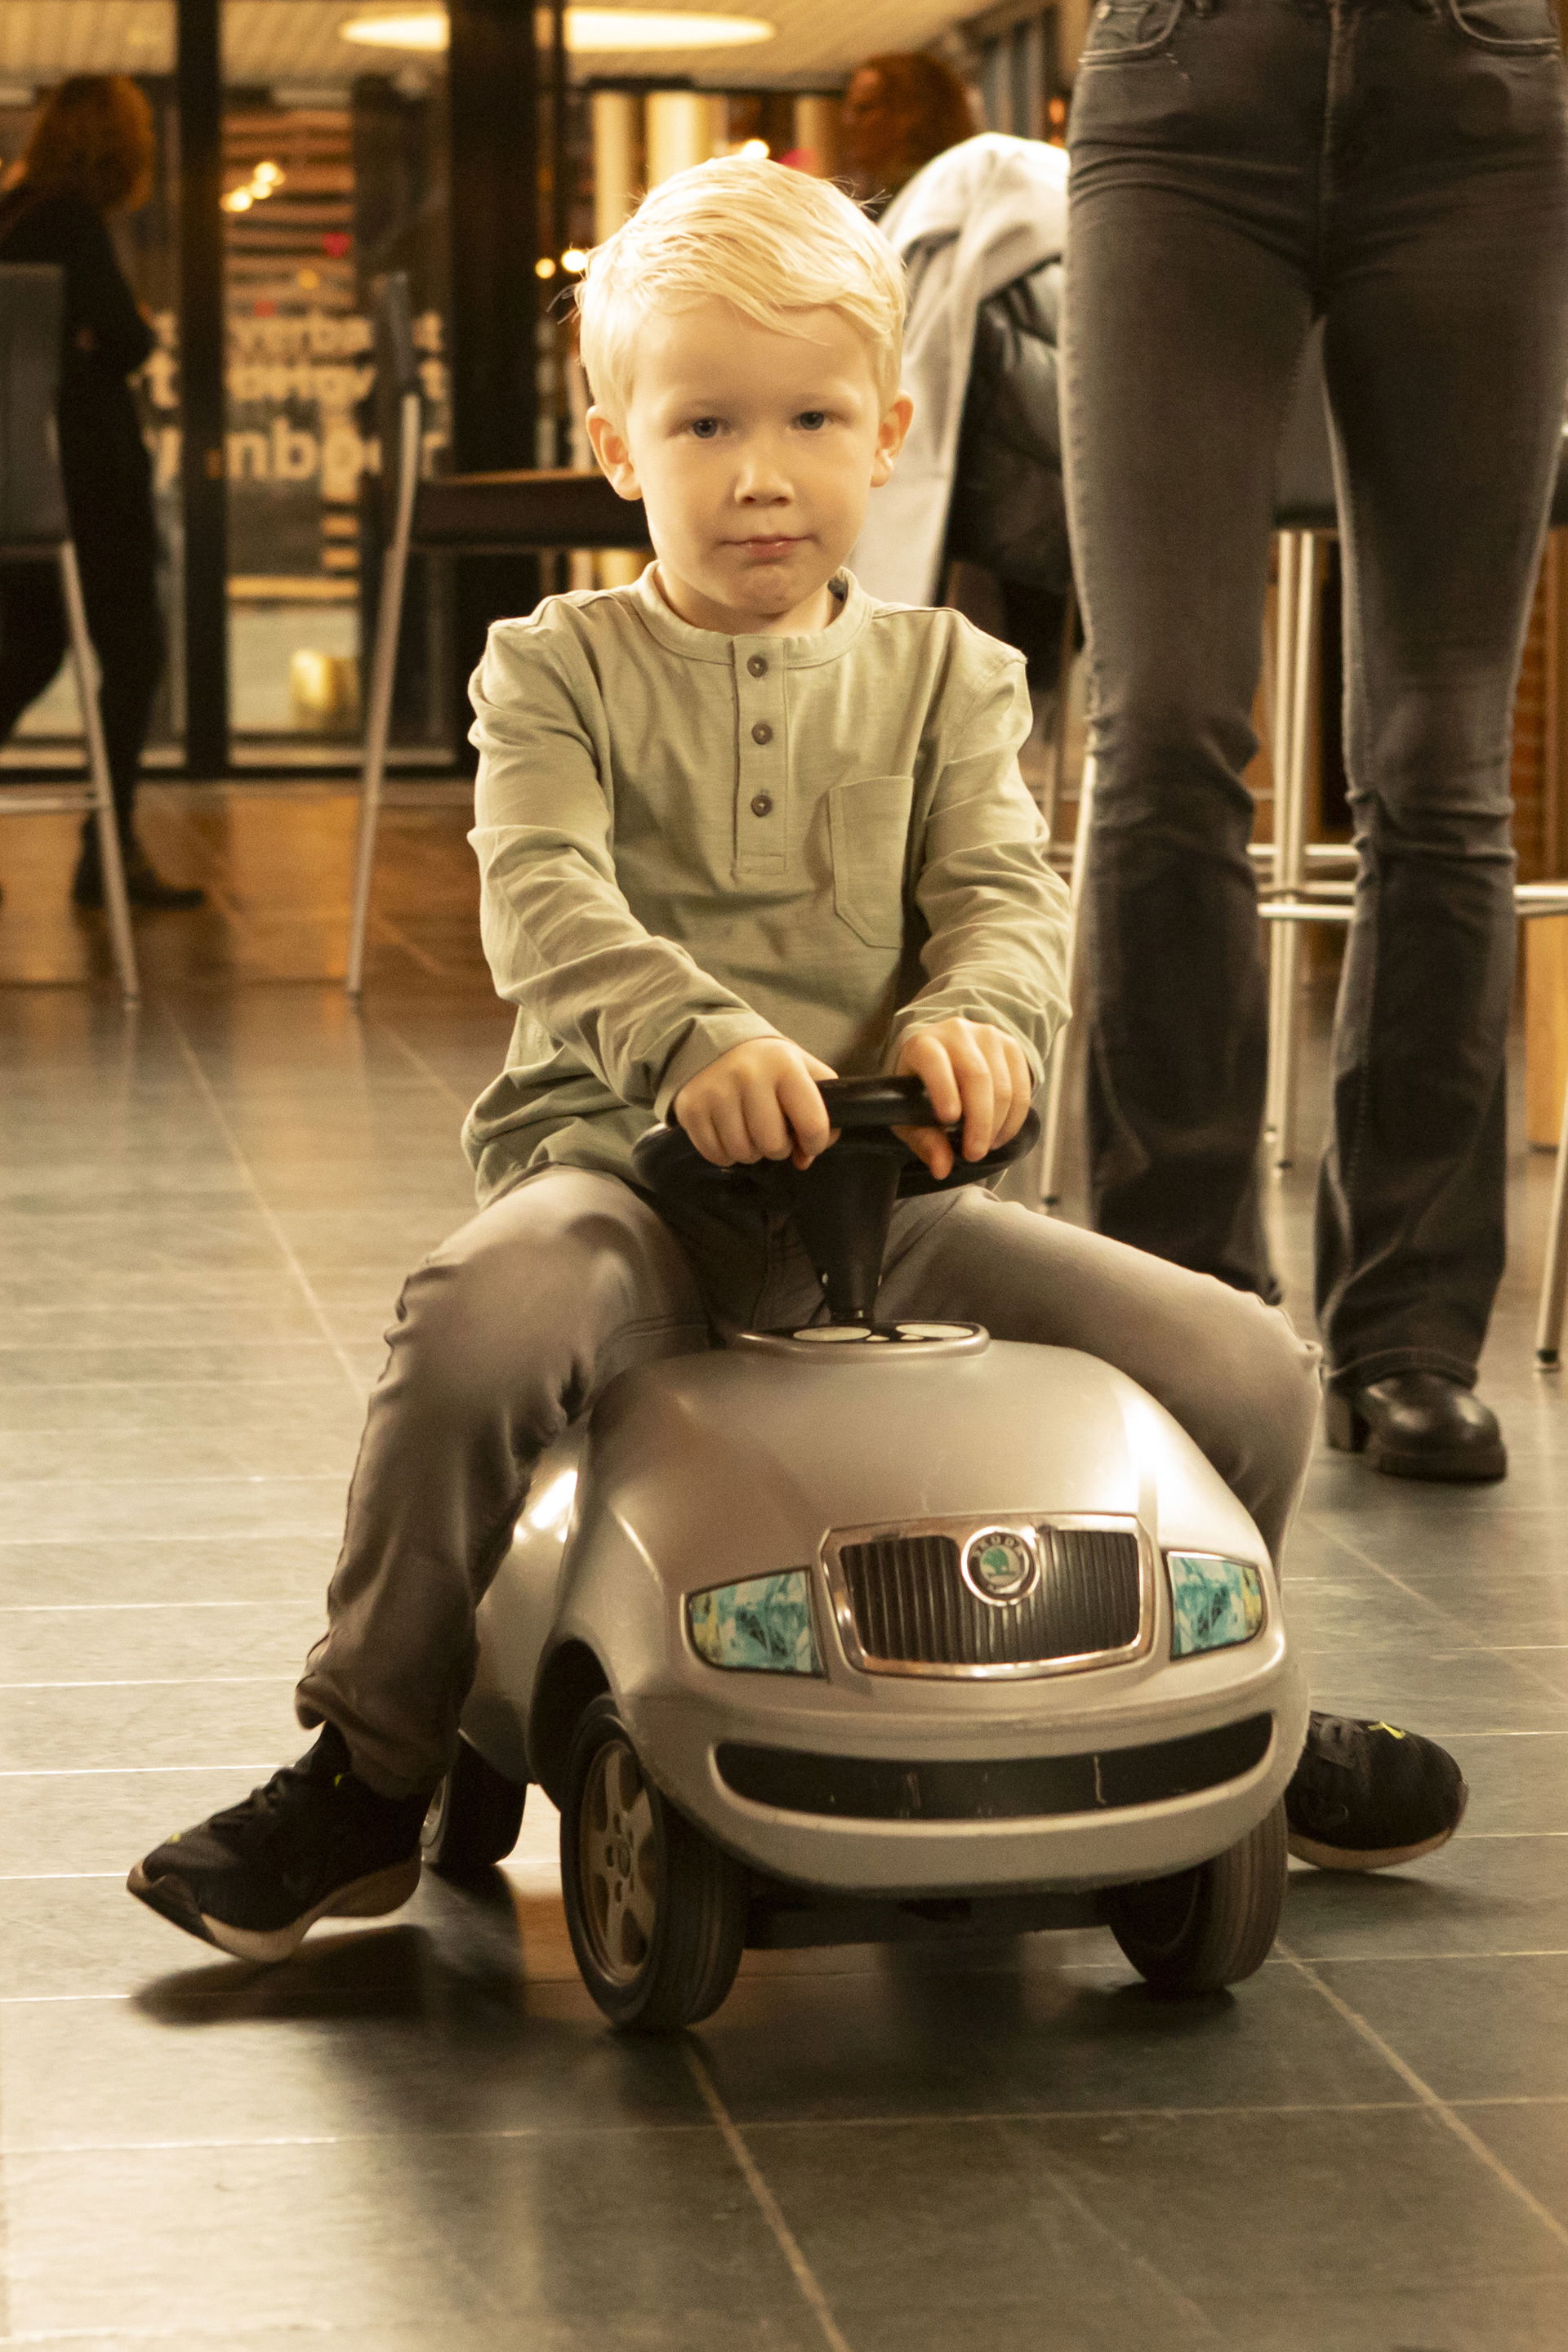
left=73, top=832, right=205, bottom=912
left=1325, top=1371, right=1506, bottom=1482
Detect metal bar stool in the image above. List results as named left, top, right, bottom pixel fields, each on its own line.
left=345, top=271, right=648, bottom=996
left=0, top=264, right=136, bottom=1004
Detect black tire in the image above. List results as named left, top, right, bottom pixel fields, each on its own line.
left=559, top=1695, right=747, bottom=2031
left=421, top=1735, right=527, bottom=1875
left=1105, top=1799, right=1287, bottom=1995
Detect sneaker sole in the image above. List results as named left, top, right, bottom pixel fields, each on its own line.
left=1288, top=1779, right=1468, bottom=1873
left=127, top=1857, right=422, bottom=1963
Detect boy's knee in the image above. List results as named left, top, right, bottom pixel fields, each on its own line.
left=1223, top=1294, right=1322, bottom=1476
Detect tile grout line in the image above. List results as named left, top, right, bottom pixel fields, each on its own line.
left=1277, top=1941, right=1568, bottom=2250
left=372, top=1020, right=472, bottom=1111
left=1299, top=1514, right=1568, bottom=1711
left=682, top=2042, right=855, bottom=2352
left=159, top=1004, right=369, bottom=1408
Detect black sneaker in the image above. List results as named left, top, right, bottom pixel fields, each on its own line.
left=127, top=1724, right=430, bottom=1962
left=1285, top=1713, right=1467, bottom=1871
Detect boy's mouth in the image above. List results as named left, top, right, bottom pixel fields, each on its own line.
left=731, top=535, right=806, bottom=561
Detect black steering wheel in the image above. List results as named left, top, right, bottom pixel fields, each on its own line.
left=631, top=1076, right=1040, bottom=1326
left=631, top=1075, right=1039, bottom=1196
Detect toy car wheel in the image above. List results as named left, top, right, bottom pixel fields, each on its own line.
left=1105, top=1798, right=1287, bottom=1995
left=560, top=1695, right=746, bottom=2031
left=421, top=1735, right=527, bottom=1876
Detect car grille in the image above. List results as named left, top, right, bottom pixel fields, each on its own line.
left=832, top=1523, right=1143, bottom=1676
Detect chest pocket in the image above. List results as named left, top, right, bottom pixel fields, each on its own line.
left=829, top=775, right=915, bottom=949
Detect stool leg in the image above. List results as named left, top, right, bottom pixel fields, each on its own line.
left=1041, top=751, right=1097, bottom=1213
left=1536, top=1074, right=1568, bottom=1368
left=60, top=542, right=138, bottom=1006
left=346, top=390, right=420, bottom=998
left=1264, top=532, right=1317, bottom=1169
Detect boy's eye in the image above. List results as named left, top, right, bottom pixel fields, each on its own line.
left=796, top=410, right=828, bottom=431
left=688, top=417, right=722, bottom=439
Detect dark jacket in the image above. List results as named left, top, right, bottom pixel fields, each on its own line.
left=948, top=257, right=1071, bottom=600
left=0, top=186, right=155, bottom=532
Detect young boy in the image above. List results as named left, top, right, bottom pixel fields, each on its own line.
left=130, top=160, right=1463, bottom=1961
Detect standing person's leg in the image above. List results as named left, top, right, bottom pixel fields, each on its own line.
left=74, top=515, right=164, bottom=837
left=1062, top=4, right=1322, bottom=1292
left=1313, top=11, right=1568, bottom=1467
left=880, top=1190, right=1466, bottom=1868
left=0, top=561, right=69, bottom=737
left=68, top=512, right=202, bottom=911
left=130, top=1169, right=716, bottom=1953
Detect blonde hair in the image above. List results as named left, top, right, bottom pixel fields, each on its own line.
left=577, top=157, right=906, bottom=422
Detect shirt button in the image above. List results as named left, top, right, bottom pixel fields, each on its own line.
left=751, top=720, right=773, bottom=745
left=747, top=655, right=768, bottom=678
left=751, top=792, right=774, bottom=817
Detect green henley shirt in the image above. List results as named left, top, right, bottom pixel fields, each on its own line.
left=461, top=565, right=1072, bottom=1200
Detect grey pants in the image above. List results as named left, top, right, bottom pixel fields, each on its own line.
left=298, top=1170, right=1321, bottom=1795
left=1061, top=0, right=1568, bottom=1379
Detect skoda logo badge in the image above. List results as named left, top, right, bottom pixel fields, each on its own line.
left=962, top=1526, right=1037, bottom=1602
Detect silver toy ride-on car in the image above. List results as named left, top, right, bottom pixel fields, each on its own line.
left=421, top=1078, right=1308, bottom=2029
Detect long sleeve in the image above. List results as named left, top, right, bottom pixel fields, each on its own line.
left=467, top=619, right=777, bottom=1117
left=888, top=651, right=1072, bottom=1085
left=67, top=203, right=154, bottom=376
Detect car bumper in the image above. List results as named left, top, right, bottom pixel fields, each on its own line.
left=627, top=1648, right=1309, bottom=1896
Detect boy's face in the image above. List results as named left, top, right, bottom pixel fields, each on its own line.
left=587, top=297, right=911, bottom=635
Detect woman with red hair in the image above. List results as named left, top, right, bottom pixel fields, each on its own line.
left=0, top=75, right=201, bottom=911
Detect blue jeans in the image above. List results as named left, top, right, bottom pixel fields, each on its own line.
left=1061, top=0, right=1568, bottom=1385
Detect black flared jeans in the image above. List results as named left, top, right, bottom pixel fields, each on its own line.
left=1061, top=0, right=1568, bottom=1385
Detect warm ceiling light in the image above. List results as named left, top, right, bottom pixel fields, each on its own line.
left=340, top=9, right=775, bottom=54
left=561, top=247, right=588, bottom=272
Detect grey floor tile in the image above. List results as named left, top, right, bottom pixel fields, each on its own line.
left=1441, top=1729, right=1568, bottom=1833
left=2, top=1674, right=305, bottom=1773
left=0, top=1762, right=293, bottom=1875
left=1456, top=2098, right=1568, bottom=2231
left=695, top=1949, right=1401, bottom=2126
left=0, top=1599, right=323, bottom=1685
left=0, top=1419, right=360, bottom=1486
left=0, top=1374, right=363, bottom=1438
left=1203, top=2279, right=1568, bottom=2352
left=0, top=1533, right=338, bottom=1609
left=0, top=1472, right=348, bottom=1546
left=999, top=2105, right=1568, bottom=2304
left=1281, top=1831, right=1568, bottom=1960
left=2, top=2127, right=820, bottom=2341
left=2, top=1939, right=706, bottom=2152
left=1307, top=1953, right=1568, bottom=2101
left=741, top=2116, right=1221, bottom=2351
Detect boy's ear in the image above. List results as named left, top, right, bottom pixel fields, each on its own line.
left=586, top=407, right=642, bottom=501
left=870, top=392, right=915, bottom=490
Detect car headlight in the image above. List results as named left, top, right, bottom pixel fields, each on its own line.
left=688, top=1570, right=822, bottom=1675
left=1167, top=1552, right=1265, bottom=1658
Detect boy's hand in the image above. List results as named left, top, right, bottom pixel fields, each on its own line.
left=893, top=1019, right=1032, bottom=1182
left=674, top=1039, right=839, bottom=1170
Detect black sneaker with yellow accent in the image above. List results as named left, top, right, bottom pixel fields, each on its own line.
left=1285, top=1713, right=1467, bottom=1872
left=127, top=1723, right=430, bottom=1962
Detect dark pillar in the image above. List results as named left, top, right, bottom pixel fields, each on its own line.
left=447, top=0, right=541, bottom=755
left=176, top=0, right=228, bottom=777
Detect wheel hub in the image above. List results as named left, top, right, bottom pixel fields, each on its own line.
left=579, top=1735, right=660, bottom=1985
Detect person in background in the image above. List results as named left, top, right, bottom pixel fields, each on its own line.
left=1061, top=0, right=1568, bottom=1481
left=839, top=51, right=975, bottom=212
left=0, top=74, right=203, bottom=912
